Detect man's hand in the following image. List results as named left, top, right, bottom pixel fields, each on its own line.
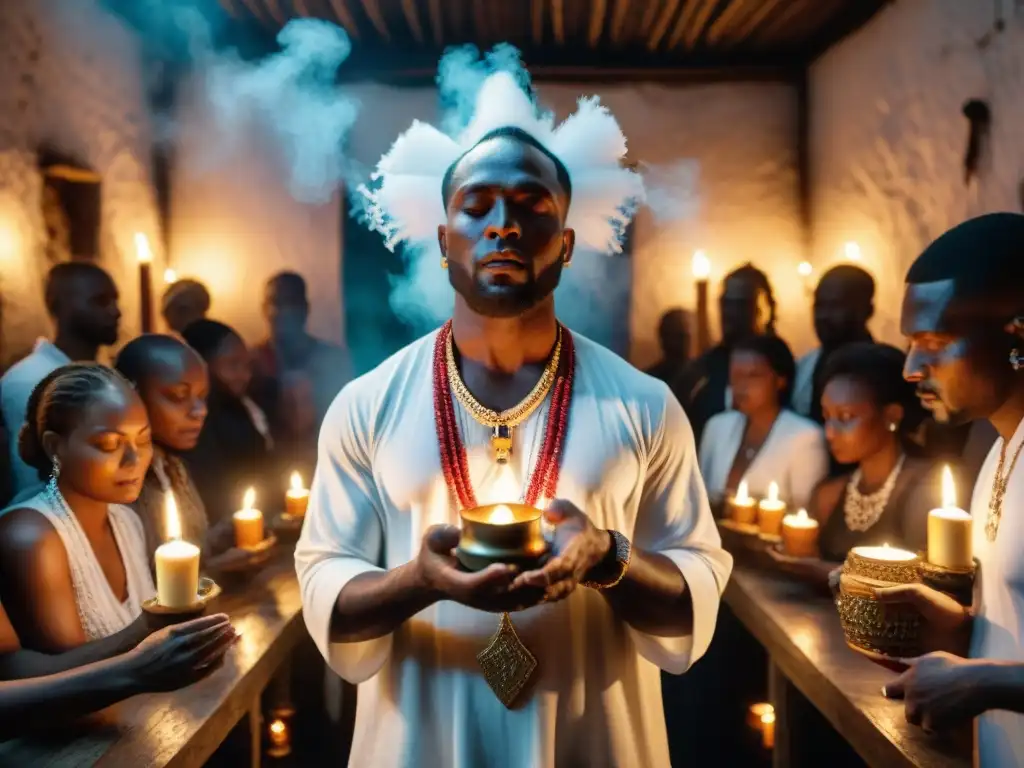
left=510, top=500, right=612, bottom=603
left=415, top=525, right=546, bottom=613
left=883, top=652, right=983, bottom=732
left=873, top=583, right=969, bottom=633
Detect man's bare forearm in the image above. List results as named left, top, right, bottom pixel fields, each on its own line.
left=601, top=549, right=693, bottom=636
left=0, top=621, right=145, bottom=681
left=330, top=562, right=443, bottom=643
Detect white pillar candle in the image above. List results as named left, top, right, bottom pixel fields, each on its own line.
left=851, top=542, right=918, bottom=562
left=154, top=491, right=200, bottom=609
left=233, top=487, right=265, bottom=549
left=758, top=481, right=787, bottom=536
left=927, top=465, right=973, bottom=569
left=285, top=471, right=310, bottom=519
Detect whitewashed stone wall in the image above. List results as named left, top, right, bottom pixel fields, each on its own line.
left=810, top=0, right=1024, bottom=345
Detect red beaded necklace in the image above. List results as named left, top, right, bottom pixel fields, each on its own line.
left=433, top=319, right=575, bottom=509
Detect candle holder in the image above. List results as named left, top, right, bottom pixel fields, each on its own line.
left=918, top=557, right=978, bottom=607
left=142, top=576, right=221, bottom=617
left=837, top=548, right=923, bottom=660
left=271, top=512, right=304, bottom=543
left=455, top=503, right=550, bottom=573
left=218, top=533, right=278, bottom=575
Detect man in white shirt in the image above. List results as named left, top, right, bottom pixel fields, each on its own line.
left=874, top=213, right=1024, bottom=766
left=295, top=65, right=731, bottom=768
left=0, top=262, right=120, bottom=498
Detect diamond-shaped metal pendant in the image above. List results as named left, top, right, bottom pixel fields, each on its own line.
left=477, top=612, right=537, bottom=708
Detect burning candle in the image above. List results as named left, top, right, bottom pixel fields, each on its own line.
left=154, top=491, right=200, bottom=609
left=781, top=508, right=819, bottom=557
left=285, top=471, right=309, bottom=519
left=267, top=718, right=291, bottom=757
left=851, top=542, right=917, bottom=562
left=488, top=504, right=516, bottom=524
left=761, top=710, right=776, bottom=749
left=927, top=465, right=973, bottom=569
left=729, top=480, right=757, bottom=526
left=233, top=487, right=265, bottom=549
left=757, top=481, right=787, bottom=536
left=135, top=232, right=154, bottom=333
left=692, top=249, right=712, bottom=356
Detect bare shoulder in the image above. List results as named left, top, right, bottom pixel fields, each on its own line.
left=0, top=507, right=65, bottom=565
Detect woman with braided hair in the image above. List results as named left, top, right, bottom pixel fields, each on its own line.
left=0, top=364, right=155, bottom=652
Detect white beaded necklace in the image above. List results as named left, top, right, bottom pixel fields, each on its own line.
left=844, top=454, right=906, bottom=532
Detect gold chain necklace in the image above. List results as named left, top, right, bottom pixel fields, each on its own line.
left=985, top=434, right=1024, bottom=541
left=445, top=329, right=561, bottom=464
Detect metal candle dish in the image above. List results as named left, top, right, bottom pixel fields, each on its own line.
left=836, top=548, right=923, bottom=660
left=456, top=503, right=551, bottom=572
left=918, top=557, right=978, bottom=608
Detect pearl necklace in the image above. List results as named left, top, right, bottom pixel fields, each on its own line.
left=844, top=454, right=905, bottom=532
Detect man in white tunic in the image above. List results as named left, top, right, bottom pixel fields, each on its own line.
left=295, top=62, right=732, bottom=768
left=877, top=213, right=1024, bottom=766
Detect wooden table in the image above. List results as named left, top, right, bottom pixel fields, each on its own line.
left=0, top=554, right=306, bottom=768
left=725, top=567, right=972, bottom=768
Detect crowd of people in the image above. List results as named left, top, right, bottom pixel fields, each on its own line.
left=0, top=267, right=348, bottom=732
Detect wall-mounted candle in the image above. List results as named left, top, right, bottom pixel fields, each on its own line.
left=154, top=491, right=200, bottom=609
left=758, top=481, right=787, bottom=536
left=285, top=472, right=309, bottom=519
left=761, top=710, right=776, bottom=750
left=233, top=487, right=265, bottom=549
left=782, top=508, right=819, bottom=557
left=135, top=232, right=154, bottom=333
left=843, top=241, right=862, bottom=261
left=729, top=480, right=758, bottom=525
left=927, top=465, right=973, bottom=569
left=163, top=267, right=177, bottom=284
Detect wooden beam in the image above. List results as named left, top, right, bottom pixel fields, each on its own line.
left=263, top=0, right=287, bottom=25
left=236, top=0, right=273, bottom=28
left=472, top=0, right=488, bottom=43
left=610, top=0, right=631, bottom=44
left=683, top=0, right=721, bottom=49
left=647, top=0, right=682, bottom=50
left=720, top=0, right=786, bottom=50
left=357, top=0, right=390, bottom=41
left=749, top=0, right=816, bottom=44
left=707, top=0, right=756, bottom=46
left=639, top=0, right=662, bottom=37
left=552, top=0, right=565, bottom=45
left=588, top=0, right=608, bottom=48
left=666, top=0, right=702, bottom=49
left=427, top=0, right=444, bottom=46
left=326, top=0, right=361, bottom=39
left=400, top=0, right=425, bottom=43
left=531, top=0, right=545, bottom=45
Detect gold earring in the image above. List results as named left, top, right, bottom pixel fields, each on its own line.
left=440, top=256, right=448, bottom=270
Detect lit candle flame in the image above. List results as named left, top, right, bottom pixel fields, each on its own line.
left=692, top=249, right=711, bottom=280
left=163, top=267, right=177, bottom=284
left=135, top=232, right=153, bottom=264
left=942, top=465, right=956, bottom=509
left=165, top=490, right=182, bottom=541
left=736, top=479, right=750, bottom=503
left=843, top=241, right=862, bottom=261
left=761, top=711, right=775, bottom=725
left=290, top=471, right=304, bottom=492
left=796, top=508, right=809, bottom=522
left=490, top=504, right=515, bottom=524
left=797, top=261, right=813, bottom=277
left=242, top=487, right=256, bottom=511
left=269, top=720, right=286, bottom=736
left=767, top=481, right=779, bottom=504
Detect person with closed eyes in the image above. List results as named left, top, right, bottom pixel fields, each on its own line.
left=768, top=342, right=938, bottom=588
left=0, top=365, right=156, bottom=652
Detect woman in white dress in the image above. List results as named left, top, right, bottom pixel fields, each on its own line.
left=698, top=335, right=828, bottom=512
left=0, top=364, right=156, bottom=653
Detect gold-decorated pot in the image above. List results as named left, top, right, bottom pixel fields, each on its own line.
left=836, top=547, right=923, bottom=659
left=455, top=503, right=551, bottom=572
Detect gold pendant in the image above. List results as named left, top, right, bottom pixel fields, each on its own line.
left=476, top=612, right=537, bottom=708
left=491, top=425, right=513, bottom=464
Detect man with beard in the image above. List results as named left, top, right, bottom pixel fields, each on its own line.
left=295, top=64, right=730, bottom=768
left=792, top=264, right=874, bottom=421
left=671, top=263, right=776, bottom=444
left=873, top=213, right=1024, bottom=766
left=0, top=262, right=120, bottom=499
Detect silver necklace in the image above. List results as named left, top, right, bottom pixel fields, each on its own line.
left=844, top=454, right=905, bottom=532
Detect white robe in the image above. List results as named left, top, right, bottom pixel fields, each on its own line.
left=295, top=330, right=732, bottom=768
left=970, top=415, right=1024, bottom=767
left=698, top=409, right=828, bottom=510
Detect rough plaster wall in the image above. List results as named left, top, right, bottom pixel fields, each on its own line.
left=0, top=0, right=163, bottom=368
left=167, top=77, right=343, bottom=348
left=810, top=0, right=1024, bottom=346
left=337, top=81, right=804, bottom=365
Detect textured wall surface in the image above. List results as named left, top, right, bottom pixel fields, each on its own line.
left=810, top=0, right=1024, bottom=345
left=0, top=0, right=162, bottom=368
